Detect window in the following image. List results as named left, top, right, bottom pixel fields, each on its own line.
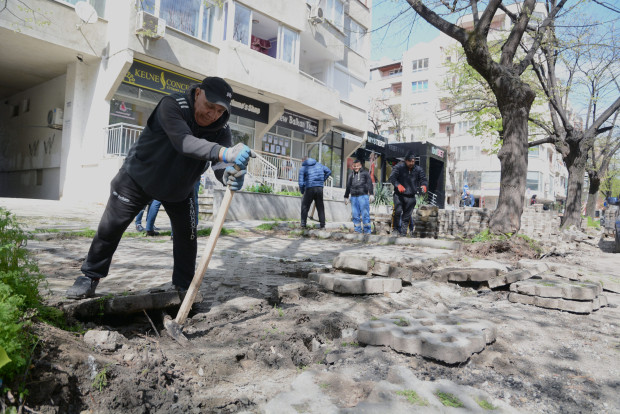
left=457, top=146, right=479, bottom=160
left=139, top=0, right=216, bottom=42
left=411, top=80, right=428, bottom=93
left=63, top=0, right=105, bottom=18
left=411, top=102, right=428, bottom=110
left=412, top=58, right=428, bottom=72
left=482, top=171, right=501, bottom=184
left=308, top=132, right=344, bottom=187
left=346, top=17, right=366, bottom=54
left=333, top=67, right=366, bottom=104
left=457, top=120, right=476, bottom=134
left=325, top=0, right=344, bottom=31
left=233, top=2, right=251, bottom=44
left=528, top=146, right=539, bottom=157
left=381, top=88, right=391, bottom=99
left=278, top=25, right=299, bottom=65
left=527, top=171, right=541, bottom=191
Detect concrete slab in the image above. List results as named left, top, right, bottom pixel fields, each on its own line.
left=431, top=267, right=499, bottom=283
left=309, top=272, right=402, bottom=294
left=487, top=269, right=535, bottom=289
left=516, top=259, right=550, bottom=275
left=357, top=310, right=496, bottom=364
left=508, top=292, right=608, bottom=314
left=510, top=278, right=602, bottom=300
left=332, top=254, right=426, bottom=282
left=310, top=231, right=462, bottom=251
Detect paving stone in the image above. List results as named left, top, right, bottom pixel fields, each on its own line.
left=357, top=309, right=496, bottom=364
left=517, top=259, right=550, bottom=275
left=508, top=292, right=608, bottom=314
left=431, top=267, right=499, bottom=283
left=309, top=272, right=402, bottom=294
left=262, top=365, right=518, bottom=413
left=332, top=253, right=430, bottom=282
left=510, top=278, right=602, bottom=300
left=487, top=269, right=535, bottom=289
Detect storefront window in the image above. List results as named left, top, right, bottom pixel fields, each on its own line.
left=228, top=115, right=255, bottom=148
left=308, top=132, right=344, bottom=187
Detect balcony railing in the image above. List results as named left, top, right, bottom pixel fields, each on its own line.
left=104, top=123, right=144, bottom=157
left=256, top=151, right=303, bottom=183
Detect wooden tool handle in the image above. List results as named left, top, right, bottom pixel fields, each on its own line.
left=175, top=170, right=239, bottom=324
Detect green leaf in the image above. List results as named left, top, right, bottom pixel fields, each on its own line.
left=0, top=345, right=11, bottom=369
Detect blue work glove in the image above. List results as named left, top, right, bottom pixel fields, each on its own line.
left=223, top=143, right=256, bottom=169
left=223, top=166, right=246, bottom=191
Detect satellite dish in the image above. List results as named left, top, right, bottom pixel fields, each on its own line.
left=75, top=1, right=98, bottom=24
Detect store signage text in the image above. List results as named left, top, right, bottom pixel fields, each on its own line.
left=431, top=146, right=445, bottom=158
left=123, top=60, right=199, bottom=95
left=231, top=94, right=269, bottom=123
left=276, top=110, right=318, bottom=137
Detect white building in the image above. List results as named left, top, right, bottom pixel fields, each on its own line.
left=0, top=0, right=371, bottom=201
left=368, top=5, right=568, bottom=209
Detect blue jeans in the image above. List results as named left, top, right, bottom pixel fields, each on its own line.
left=145, top=200, right=161, bottom=231
left=351, top=195, right=371, bottom=234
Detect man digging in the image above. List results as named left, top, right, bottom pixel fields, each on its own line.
left=67, top=77, right=254, bottom=299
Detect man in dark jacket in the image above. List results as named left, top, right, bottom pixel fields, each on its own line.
left=344, top=159, right=374, bottom=234
left=389, top=151, right=428, bottom=236
left=67, top=77, right=255, bottom=299
left=298, top=157, right=331, bottom=228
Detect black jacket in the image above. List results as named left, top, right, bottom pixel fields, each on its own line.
left=344, top=169, right=373, bottom=198
left=389, top=162, right=428, bottom=197
left=123, top=86, right=232, bottom=202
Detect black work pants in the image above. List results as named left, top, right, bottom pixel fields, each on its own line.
left=81, top=169, right=198, bottom=289
left=300, top=186, right=325, bottom=228
left=392, top=193, right=416, bottom=236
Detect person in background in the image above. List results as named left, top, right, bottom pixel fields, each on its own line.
left=66, top=77, right=254, bottom=299
left=389, top=151, right=428, bottom=237
left=135, top=200, right=162, bottom=236
left=298, top=156, right=331, bottom=229
left=344, top=159, right=374, bottom=234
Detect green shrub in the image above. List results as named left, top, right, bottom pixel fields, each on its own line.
left=245, top=183, right=274, bottom=194
left=372, top=182, right=393, bottom=206
left=276, top=190, right=302, bottom=196
left=0, top=209, right=44, bottom=384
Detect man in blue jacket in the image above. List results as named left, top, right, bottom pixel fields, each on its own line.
left=298, top=157, right=331, bottom=229
left=389, top=151, right=428, bottom=236
left=67, top=77, right=254, bottom=299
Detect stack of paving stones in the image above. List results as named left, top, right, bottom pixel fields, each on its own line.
left=333, top=253, right=431, bottom=283
left=437, top=209, right=491, bottom=237
left=357, top=309, right=497, bottom=364
left=432, top=265, right=537, bottom=289
left=509, top=278, right=608, bottom=314
left=520, top=206, right=561, bottom=239
left=371, top=212, right=393, bottom=235
left=412, top=205, right=439, bottom=238
left=309, top=254, right=403, bottom=294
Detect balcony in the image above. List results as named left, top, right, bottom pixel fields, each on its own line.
left=104, top=123, right=144, bottom=157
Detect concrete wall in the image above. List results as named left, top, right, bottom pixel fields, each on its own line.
left=213, top=189, right=351, bottom=222
left=0, top=76, right=66, bottom=199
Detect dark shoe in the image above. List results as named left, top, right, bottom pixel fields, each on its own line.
left=153, top=226, right=160, bottom=231
left=136, top=224, right=145, bottom=232
left=146, top=230, right=160, bottom=236
left=66, top=276, right=99, bottom=299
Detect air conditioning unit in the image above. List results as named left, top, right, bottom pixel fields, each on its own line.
left=47, top=107, right=63, bottom=129
left=136, top=10, right=166, bottom=38
left=309, top=6, right=324, bottom=24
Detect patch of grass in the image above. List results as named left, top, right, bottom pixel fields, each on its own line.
left=370, top=316, right=379, bottom=321
left=276, top=190, right=302, bottom=196
left=586, top=216, right=600, bottom=228
left=72, top=229, right=97, bottom=238
left=319, top=382, right=329, bottom=389
left=245, top=183, right=274, bottom=193
left=393, top=317, right=409, bottom=327
left=273, top=304, right=284, bottom=317
left=92, top=364, right=111, bottom=391
left=256, top=223, right=277, bottom=231
left=288, top=230, right=304, bottom=237
left=341, top=342, right=359, bottom=347
left=476, top=397, right=496, bottom=410
left=196, top=228, right=235, bottom=237
left=396, top=390, right=429, bottom=406
left=435, top=391, right=465, bottom=408
left=515, top=233, right=543, bottom=254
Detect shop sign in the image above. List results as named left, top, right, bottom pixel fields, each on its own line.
left=231, top=94, right=268, bottom=123
left=334, top=129, right=363, bottom=143
left=431, top=145, right=445, bottom=158
left=123, top=60, right=199, bottom=95
left=276, top=110, right=318, bottom=137
left=365, top=132, right=386, bottom=151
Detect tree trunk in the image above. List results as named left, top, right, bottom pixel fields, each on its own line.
left=488, top=83, right=535, bottom=234
left=448, top=149, right=458, bottom=207
left=561, top=136, right=587, bottom=228
left=585, top=171, right=600, bottom=218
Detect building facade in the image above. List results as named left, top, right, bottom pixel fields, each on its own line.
left=368, top=5, right=568, bottom=209
left=0, top=0, right=371, bottom=201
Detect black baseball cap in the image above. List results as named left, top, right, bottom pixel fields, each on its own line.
left=200, top=77, right=233, bottom=113
left=405, top=151, right=416, bottom=161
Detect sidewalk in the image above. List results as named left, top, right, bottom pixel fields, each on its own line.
left=0, top=197, right=350, bottom=233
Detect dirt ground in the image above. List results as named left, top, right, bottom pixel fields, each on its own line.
left=16, top=229, right=620, bottom=413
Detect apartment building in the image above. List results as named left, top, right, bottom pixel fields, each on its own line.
left=368, top=4, right=568, bottom=209
left=0, top=0, right=371, bottom=201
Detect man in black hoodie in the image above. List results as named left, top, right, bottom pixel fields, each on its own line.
left=389, top=151, right=428, bottom=237
left=67, top=77, right=254, bottom=299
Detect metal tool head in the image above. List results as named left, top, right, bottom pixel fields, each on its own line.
left=163, top=313, right=188, bottom=345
